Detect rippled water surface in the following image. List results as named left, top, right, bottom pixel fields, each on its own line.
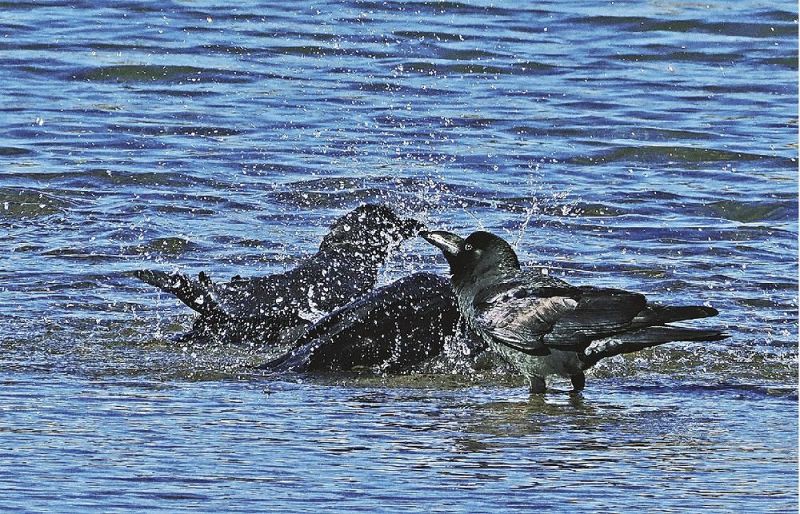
left=1, top=1, right=797, bottom=512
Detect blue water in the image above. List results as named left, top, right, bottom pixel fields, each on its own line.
left=1, top=1, right=797, bottom=512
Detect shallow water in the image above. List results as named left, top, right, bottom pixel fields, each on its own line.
left=1, top=0, right=797, bottom=512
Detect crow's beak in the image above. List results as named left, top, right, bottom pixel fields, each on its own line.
left=420, top=230, right=464, bottom=257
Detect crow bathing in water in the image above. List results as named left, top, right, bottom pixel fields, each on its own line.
left=422, top=230, right=726, bottom=393
left=135, top=204, right=422, bottom=345
left=261, top=272, right=460, bottom=374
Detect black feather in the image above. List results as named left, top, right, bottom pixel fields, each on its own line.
left=133, top=269, right=221, bottom=318
left=632, top=304, right=718, bottom=327
left=580, top=326, right=727, bottom=368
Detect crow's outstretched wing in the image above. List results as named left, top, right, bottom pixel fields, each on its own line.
left=133, top=269, right=222, bottom=317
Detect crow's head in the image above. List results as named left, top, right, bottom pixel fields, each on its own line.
left=320, top=204, right=423, bottom=259
left=421, top=230, right=520, bottom=283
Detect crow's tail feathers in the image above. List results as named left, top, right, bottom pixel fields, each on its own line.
left=632, top=304, right=718, bottom=327
left=580, top=326, right=727, bottom=369
left=133, top=269, right=222, bottom=318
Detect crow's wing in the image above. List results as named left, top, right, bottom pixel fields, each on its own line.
left=134, top=270, right=223, bottom=317
left=134, top=268, right=300, bottom=323
left=473, top=280, right=647, bottom=355
left=213, top=272, right=297, bottom=318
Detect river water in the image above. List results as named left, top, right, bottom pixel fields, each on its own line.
left=1, top=1, right=797, bottom=512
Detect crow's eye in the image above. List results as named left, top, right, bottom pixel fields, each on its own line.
left=464, top=243, right=473, bottom=251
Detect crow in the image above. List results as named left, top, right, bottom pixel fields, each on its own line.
left=422, top=229, right=726, bottom=393
left=135, top=204, right=422, bottom=345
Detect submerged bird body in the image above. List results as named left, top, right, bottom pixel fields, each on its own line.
left=262, top=272, right=460, bottom=373
left=135, top=204, right=422, bottom=345
left=422, top=230, right=726, bottom=393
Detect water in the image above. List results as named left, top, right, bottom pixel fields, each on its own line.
left=1, top=0, right=797, bottom=511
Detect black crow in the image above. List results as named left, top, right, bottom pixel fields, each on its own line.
left=135, top=204, right=422, bottom=345
left=422, top=229, right=726, bottom=393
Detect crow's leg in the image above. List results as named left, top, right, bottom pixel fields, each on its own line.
left=570, top=371, right=585, bottom=394
left=528, top=376, right=546, bottom=394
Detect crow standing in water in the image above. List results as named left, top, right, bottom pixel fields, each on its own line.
left=422, top=230, right=726, bottom=393
left=135, top=204, right=422, bottom=345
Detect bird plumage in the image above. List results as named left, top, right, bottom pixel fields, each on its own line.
left=261, top=272, right=460, bottom=373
